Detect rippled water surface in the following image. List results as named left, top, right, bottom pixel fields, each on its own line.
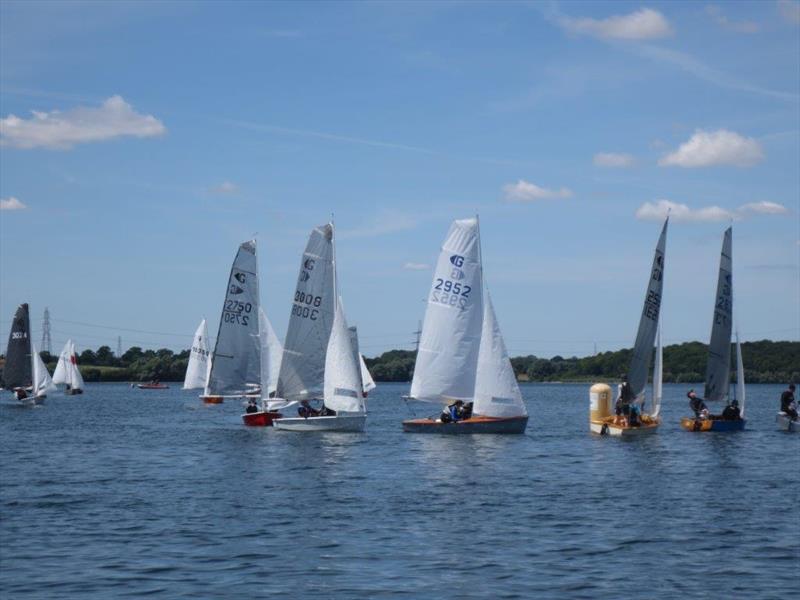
left=1, top=382, right=797, bottom=599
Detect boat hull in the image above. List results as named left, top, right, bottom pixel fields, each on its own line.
left=776, top=413, right=800, bottom=432
left=273, top=414, right=366, bottom=432
left=590, top=417, right=659, bottom=437
left=402, top=415, right=528, bottom=434
left=137, top=384, right=169, bottom=390
left=200, top=395, right=224, bottom=404
left=680, top=417, right=746, bottom=432
left=241, top=411, right=282, bottom=427
left=65, top=389, right=83, bottom=395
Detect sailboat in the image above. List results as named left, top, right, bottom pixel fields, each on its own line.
left=402, top=217, right=528, bottom=434
left=272, top=222, right=368, bottom=432
left=3, top=303, right=50, bottom=405
left=183, top=319, right=211, bottom=391
left=680, top=226, right=746, bottom=432
left=590, top=218, right=668, bottom=436
left=200, top=240, right=261, bottom=404
left=31, top=342, right=57, bottom=402
left=52, top=339, right=85, bottom=395
left=241, top=308, right=284, bottom=426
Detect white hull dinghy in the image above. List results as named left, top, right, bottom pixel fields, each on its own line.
left=776, top=413, right=800, bottom=432
left=273, top=413, right=366, bottom=432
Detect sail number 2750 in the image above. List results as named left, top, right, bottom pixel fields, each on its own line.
left=223, top=300, right=252, bottom=326
left=431, top=278, right=471, bottom=309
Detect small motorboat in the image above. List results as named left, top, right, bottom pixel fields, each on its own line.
left=776, top=413, right=799, bottom=432
left=137, top=382, right=170, bottom=390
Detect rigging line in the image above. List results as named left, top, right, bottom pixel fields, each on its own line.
left=52, top=319, right=194, bottom=337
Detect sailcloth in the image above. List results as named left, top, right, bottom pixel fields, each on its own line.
left=52, top=340, right=70, bottom=384
left=323, top=301, right=365, bottom=414
left=410, top=218, right=484, bottom=403
left=347, top=326, right=365, bottom=395
left=652, top=325, right=663, bottom=418
left=704, top=227, right=733, bottom=402
left=473, top=294, right=527, bottom=418
left=359, top=354, right=376, bottom=393
left=628, top=218, right=668, bottom=400
left=183, top=319, right=211, bottom=390
left=258, top=308, right=282, bottom=396
left=4, top=303, right=32, bottom=389
left=276, top=224, right=335, bottom=401
left=32, top=343, right=56, bottom=397
left=68, top=341, right=85, bottom=390
left=205, top=240, right=261, bottom=396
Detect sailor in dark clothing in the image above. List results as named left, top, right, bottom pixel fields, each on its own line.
left=459, top=402, right=473, bottom=420
left=441, top=400, right=464, bottom=423
left=13, top=387, right=27, bottom=401
left=245, top=399, right=259, bottom=414
left=721, top=400, right=741, bottom=421
left=297, top=399, right=320, bottom=419
left=780, top=384, right=797, bottom=420
left=615, top=374, right=634, bottom=423
left=688, top=389, right=708, bottom=418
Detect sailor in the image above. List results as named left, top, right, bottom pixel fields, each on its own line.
left=780, top=384, right=797, bottom=420
left=441, top=400, right=464, bottom=423
left=297, top=399, right=319, bottom=419
left=614, top=375, right=634, bottom=424
left=245, top=398, right=259, bottom=414
left=721, top=400, right=741, bottom=421
left=459, top=402, right=473, bottom=420
left=687, top=389, right=708, bottom=418
left=13, top=387, right=27, bottom=401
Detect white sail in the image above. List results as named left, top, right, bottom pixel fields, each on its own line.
left=52, top=339, right=71, bottom=384
left=652, top=324, right=663, bottom=418
left=409, top=217, right=484, bottom=403
left=31, top=343, right=56, bottom=397
left=205, top=240, right=261, bottom=396
left=359, top=354, right=376, bottom=393
left=68, top=340, right=85, bottom=390
left=736, top=332, right=746, bottom=417
left=704, top=227, right=733, bottom=402
left=629, top=218, right=668, bottom=399
left=473, top=293, right=527, bottom=418
left=323, top=300, right=365, bottom=414
left=276, top=224, right=335, bottom=402
left=258, top=308, right=283, bottom=408
left=183, top=319, right=211, bottom=390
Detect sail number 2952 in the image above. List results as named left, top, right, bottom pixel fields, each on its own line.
left=431, top=279, right=471, bottom=310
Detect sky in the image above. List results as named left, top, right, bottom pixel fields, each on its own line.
left=1, top=0, right=798, bottom=360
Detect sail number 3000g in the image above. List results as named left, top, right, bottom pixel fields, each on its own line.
left=292, top=291, right=322, bottom=321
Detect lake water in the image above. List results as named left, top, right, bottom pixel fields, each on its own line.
left=1, top=382, right=797, bottom=599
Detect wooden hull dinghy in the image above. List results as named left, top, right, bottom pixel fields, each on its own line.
left=590, top=415, right=659, bottom=437
left=200, top=395, right=224, bottom=404
left=403, top=415, right=527, bottom=434
left=680, top=417, right=745, bottom=432
left=242, top=410, right=283, bottom=426
left=273, top=413, right=366, bottom=432
left=776, top=413, right=800, bottom=432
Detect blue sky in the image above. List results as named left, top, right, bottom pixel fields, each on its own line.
left=1, top=1, right=798, bottom=359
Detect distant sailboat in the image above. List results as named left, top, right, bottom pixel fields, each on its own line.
left=680, top=226, right=746, bottom=432
left=349, top=326, right=376, bottom=396
left=402, top=217, right=528, bottom=434
left=273, top=222, right=368, bottom=432
left=3, top=303, right=33, bottom=403
left=183, top=319, right=211, bottom=390
left=31, top=342, right=56, bottom=402
left=52, top=339, right=85, bottom=395
left=590, top=218, right=668, bottom=436
left=201, top=240, right=261, bottom=404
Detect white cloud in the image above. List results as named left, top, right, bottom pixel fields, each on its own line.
left=0, top=196, right=27, bottom=211
left=503, top=179, right=573, bottom=202
left=778, top=0, right=800, bottom=25
left=0, top=95, right=165, bottom=149
left=593, top=152, right=635, bottom=167
left=403, top=262, right=431, bottom=271
left=636, top=199, right=790, bottom=222
left=211, top=181, right=238, bottom=195
left=738, top=201, right=789, bottom=215
left=560, top=8, right=673, bottom=40
left=706, top=5, right=760, bottom=33
left=659, top=129, right=764, bottom=168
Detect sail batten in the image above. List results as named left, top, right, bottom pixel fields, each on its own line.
left=206, top=240, right=261, bottom=396
left=704, top=227, right=733, bottom=402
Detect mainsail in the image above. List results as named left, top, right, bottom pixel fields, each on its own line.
left=205, top=240, right=261, bottom=396
left=323, top=300, right=365, bottom=414
left=52, top=339, right=71, bottom=385
left=409, top=218, right=484, bottom=403
left=704, top=227, right=733, bottom=402
left=628, top=218, right=668, bottom=399
left=67, top=341, right=85, bottom=390
left=3, top=303, right=32, bottom=389
left=473, top=293, right=527, bottom=418
left=32, top=343, right=56, bottom=397
left=183, top=319, right=211, bottom=390
left=275, top=224, right=335, bottom=401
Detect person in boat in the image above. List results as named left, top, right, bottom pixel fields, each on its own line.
left=440, top=400, right=464, bottom=423
left=780, top=384, right=798, bottom=421
left=245, top=398, right=259, bottom=414
left=319, top=404, right=336, bottom=416
left=628, top=402, right=641, bottom=426
left=720, top=399, right=741, bottom=421
left=297, top=399, right=320, bottom=419
left=614, top=374, right=635, bottom=424
left=459, top=402, right=473, bottom=420
left=687, top=389, right=708, bottom=419
left=13, top=387, right=27, bottom=401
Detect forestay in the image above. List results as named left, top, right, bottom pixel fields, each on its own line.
left=258, top=307, right=284, bottom=408
left=206, top=240, right=261, bottom=396
left=183, top=319, right=211, bottom=390
left=276, top=224, right=335, bottom=402
left=704, top=227, right=733, bottom=402
left=324, top=301, right=365, bottom=414
left=628, top=218, right=668, bottom=400
left=473, top=294, right=527, bottom=419
left=4, top=303, right=32, bottom=389
left=410, top=218, right=484, bottom=403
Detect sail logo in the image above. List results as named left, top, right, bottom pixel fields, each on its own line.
left=299, top=271, right=310, bottom=283
left=229, top=284, right=244, bottom=295
left=450, top=255, right=464, bottom=267
left=234, top=272, right=246, bottom=284
left=304, top=258, right=316, bottom=271
left=451, top=269, right=464, bottom=280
